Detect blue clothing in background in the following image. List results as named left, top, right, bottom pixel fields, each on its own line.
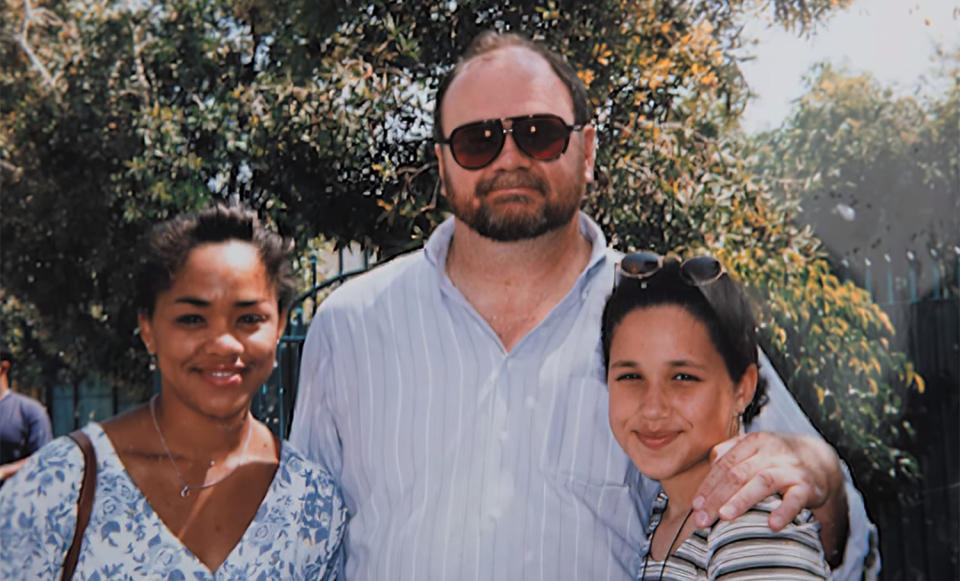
left=0, top=391, right=52, bottom=468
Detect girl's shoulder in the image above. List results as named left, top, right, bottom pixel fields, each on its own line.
left=707, top=494, right=820, bottom=543
left=705, top=495, right=829, bottom=579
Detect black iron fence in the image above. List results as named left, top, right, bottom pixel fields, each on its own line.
left=878, top=298, right=959, bottom=580
left=842, top=258, right=959, bottom=581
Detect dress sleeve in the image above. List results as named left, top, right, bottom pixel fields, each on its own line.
left=751, top=349, right=879, bottom=580
left=290, top=450, right=349, bottom=581
left=0, top=436, right=84, bottom=580
left=319, top=490, right=348, bottom=581
left=706, top=500, right=830, bottom=580
left=289, top=308, right=345, bottom=479
left=314, top=455, right=348, bottom=581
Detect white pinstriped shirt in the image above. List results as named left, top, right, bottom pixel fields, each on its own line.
left=290, top=213, right=876, bottom=581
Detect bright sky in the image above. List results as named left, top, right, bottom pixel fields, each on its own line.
left=739, top=0, right=960, bottom=133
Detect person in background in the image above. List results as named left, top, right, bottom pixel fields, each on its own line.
left=0, top=205, right=346, bottom=579
left=0, top=344, right=52, bottom=485
left=603, top=252, right=830, bottom=579
left=289, top=31, right=874, bottom=580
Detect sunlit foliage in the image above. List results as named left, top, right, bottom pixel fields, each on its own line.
left=1, top=0, right=921, bottom=500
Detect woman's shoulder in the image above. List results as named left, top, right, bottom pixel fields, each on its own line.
left=279, top=440, right=337, bottom=476
left=240, top=440, right=346, bottom=565
left=0, top=431, right=92, bottom=523
left=2, top=424, right=111, bottom=510
left=3, top=433, right=86, bottom=493
left=275, top=440, right=343, bottom=500
left=0, top=433, right=89, bottom=578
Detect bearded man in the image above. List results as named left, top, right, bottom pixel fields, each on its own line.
left=290, top=31, right=876, bottom=580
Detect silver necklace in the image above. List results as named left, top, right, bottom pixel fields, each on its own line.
left=641, top=505, right=694, bottom=580
left=149, top=394, right=253, bottom=498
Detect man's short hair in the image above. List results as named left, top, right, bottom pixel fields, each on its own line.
left=432, top=31, right=592, bottom=141
left=0, top=345, right=13, bottom=365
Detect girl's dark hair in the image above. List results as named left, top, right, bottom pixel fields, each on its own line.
left=601, top=259, right=768, bottom=425
left=135, top=205, right=297, bottom=317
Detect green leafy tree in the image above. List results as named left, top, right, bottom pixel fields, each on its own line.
left=2, top=0, right=921, bottom=501
left=746, top=58, right=960, bottom=288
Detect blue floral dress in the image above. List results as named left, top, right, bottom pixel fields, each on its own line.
left=0, top=423, right=346, bottom=580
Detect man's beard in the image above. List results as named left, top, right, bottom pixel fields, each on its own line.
left=443, top=167, right=584, bottom=242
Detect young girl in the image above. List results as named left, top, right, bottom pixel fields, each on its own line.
left=602, top=252, right=830, bottom=580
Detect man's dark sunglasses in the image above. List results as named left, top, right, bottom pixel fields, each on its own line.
left=616, top=251, right=725, bottom=288
left=437, top=114, right=585, bottom=170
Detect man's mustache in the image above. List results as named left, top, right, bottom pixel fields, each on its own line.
left=476, top=170, right=548, bottom=198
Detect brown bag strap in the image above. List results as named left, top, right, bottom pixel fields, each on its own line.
left=61, top=430, right=97, bottom=581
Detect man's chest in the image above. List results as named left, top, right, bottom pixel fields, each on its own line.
left=329, top=303, right=630, bottom=490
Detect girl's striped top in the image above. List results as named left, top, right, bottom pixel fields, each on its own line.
left=638, top=490, right=831, bottom=580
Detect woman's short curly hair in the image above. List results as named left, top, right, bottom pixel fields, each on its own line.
left=135, top=205, right=297, bottom=317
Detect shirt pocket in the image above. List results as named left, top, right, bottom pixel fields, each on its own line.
left=538, top=373, right=634, bottom=488
left=536, top=376, right=648, bottom=573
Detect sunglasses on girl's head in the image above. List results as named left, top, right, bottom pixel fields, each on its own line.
left=438, top=114, right=585, bottom=170
left=616, top=251, right=725, bottom=287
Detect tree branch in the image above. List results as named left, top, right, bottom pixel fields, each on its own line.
left=16, top=0, right=58, bottom=93
left=0, top=159, right=25, bottom=182
left=130, top=19, right=155, bottom=108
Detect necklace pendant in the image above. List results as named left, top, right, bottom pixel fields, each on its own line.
left=150, top=394, right=254, bottom=500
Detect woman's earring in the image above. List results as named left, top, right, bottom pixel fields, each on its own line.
left=729, top=411, right=744, bottom=438
left=148, top=353, right=158, bottom=371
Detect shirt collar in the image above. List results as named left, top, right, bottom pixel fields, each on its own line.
left=424, top=211, right=609, bottom=277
